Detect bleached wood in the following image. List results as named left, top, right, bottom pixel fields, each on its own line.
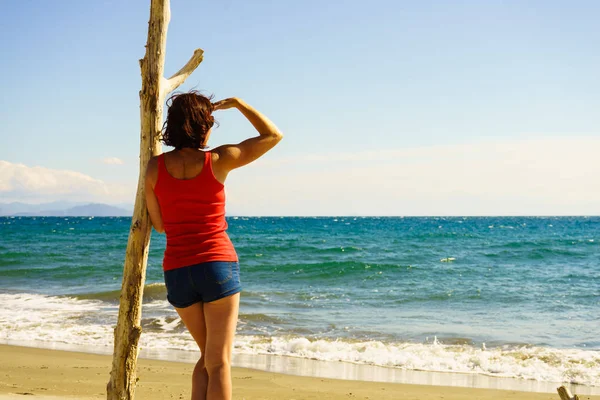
left=164, top=48, right=204, bottom=94
left=557, top=385, right=580, bottom=400
left=107, top=0, right=203, bottom=398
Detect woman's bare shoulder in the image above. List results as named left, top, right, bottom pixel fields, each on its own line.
left=145, top=155, right=161, bottom=186
left=210, top=148, right=222, bottom=161
left=147, top=155, right=160, bottom=170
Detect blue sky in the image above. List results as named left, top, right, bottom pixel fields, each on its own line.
left=1, top=0, right=599, bottom=215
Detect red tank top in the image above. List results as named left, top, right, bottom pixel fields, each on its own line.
left=154, top=151, right=238, bottom=271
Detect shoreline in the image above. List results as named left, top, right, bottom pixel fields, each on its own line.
left=0, top=344, right=598, bottom=400
left=4, top=340, right=600, bottom=395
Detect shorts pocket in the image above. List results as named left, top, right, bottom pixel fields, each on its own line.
left=204, top=262, right=233, bottom=285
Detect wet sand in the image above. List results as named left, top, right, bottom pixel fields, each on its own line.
left=0, top=345, right=597, bottom=400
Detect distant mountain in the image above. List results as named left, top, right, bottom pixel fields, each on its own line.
left=63, top=204, right=131, bottom=217
left=0, top=201, right=80, bottom=216
left=0, top=202, right=131, bottom=217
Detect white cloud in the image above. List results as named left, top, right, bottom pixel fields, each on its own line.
left=226, top=137, right=600, bottom=216
left=102, top=157, right=124, bottom=165
left=3, top=136, right=599, bottom=215
left=0, top=161, right=133, bottom=203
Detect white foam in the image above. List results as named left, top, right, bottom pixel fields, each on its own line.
left=233, top=336, right=600, bottom=386
left=1, top=293, right=598, bottom=387
left=0, top=293, right=115, bottom=347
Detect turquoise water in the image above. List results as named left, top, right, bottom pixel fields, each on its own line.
left=1, top=216, right=599, bottom=386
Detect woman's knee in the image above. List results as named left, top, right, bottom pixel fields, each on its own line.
left=195, top=355, right=206, bottom=371
left=204, top=357, right=230, bottom=376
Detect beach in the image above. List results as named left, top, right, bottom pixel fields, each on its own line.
left=1, top=344, right=597, bottom=400
left=3, top=0, right=600, bottom=396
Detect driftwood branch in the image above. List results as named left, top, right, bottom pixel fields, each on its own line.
left=557, top=386, right=580, bottom=400
left=164, top=48, right=204, bottom=94
left=107, top=0, right=203, bottom=398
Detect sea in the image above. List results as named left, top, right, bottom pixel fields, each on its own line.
left=0, top=216, right=599, bottom=394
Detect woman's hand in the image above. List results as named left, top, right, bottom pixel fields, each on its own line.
left=212, top=98, right=240, bottom=111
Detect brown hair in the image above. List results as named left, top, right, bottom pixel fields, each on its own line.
left=161, top=91, right=216, bottom=149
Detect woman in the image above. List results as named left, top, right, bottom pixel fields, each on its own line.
left=144, top=92, right=283, bottom=400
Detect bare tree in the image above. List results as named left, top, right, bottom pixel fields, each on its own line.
left=107, top=0, right=203, bottom=398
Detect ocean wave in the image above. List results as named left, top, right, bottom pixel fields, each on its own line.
left=527, top=248, right=585, bottom=259
left=484, top=247, right=585, bottom=259
left=72, top=282, right=167, bottom=302
left=1, top=292, right=599, bottom=387
left=238, top=313, right=286, bottom=324
left=233, top=336, right=600, bottom=386
left=248, top=261, right=411, bottom=281
left=141, top=315, right=184, bottom=332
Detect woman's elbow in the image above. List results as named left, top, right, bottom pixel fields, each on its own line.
left=270, top=131, right=283, bottom=145
left=154, top=224, right=165, bottom=234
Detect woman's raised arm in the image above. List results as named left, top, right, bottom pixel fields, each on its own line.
left=212, top=98, right=283, bottom=172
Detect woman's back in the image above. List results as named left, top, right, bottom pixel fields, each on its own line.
left=154, top=150, right=237, bottom=271
left=162, top=149, right=207, bottom=180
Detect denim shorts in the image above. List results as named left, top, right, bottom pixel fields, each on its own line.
left=163, top=261, right=242, bottom=308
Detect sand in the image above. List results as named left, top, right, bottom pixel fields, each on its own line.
left=0, top=345, right=597, bottom=400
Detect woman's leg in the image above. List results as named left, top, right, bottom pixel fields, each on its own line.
left=203, top=293, right=240, bottom=400
left=175, top=303, right=208, bottom=400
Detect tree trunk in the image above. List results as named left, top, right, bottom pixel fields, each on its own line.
left=107, top=0, right=203, bottom=398
left=557, top=386, right=580, bottom=400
